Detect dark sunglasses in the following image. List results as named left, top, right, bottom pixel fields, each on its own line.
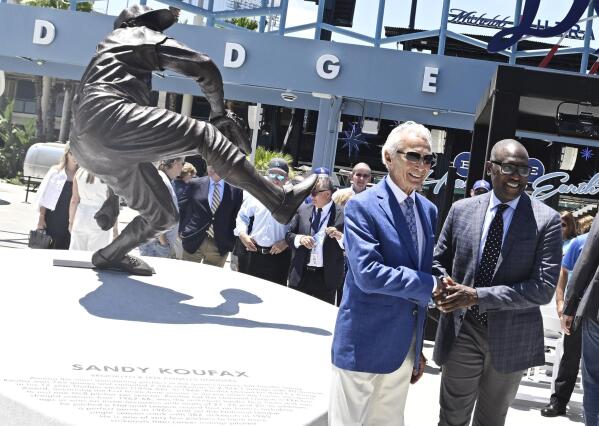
left=268, top=173, right=286, bottom=182
left=490, top=161, right=532, bottom=177
left=561, top=222, right=567, bottom=228
left=396, top=151, right=436, bottom=166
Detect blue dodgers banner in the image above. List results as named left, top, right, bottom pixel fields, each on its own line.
left=488, top=0, right=599, bottom=52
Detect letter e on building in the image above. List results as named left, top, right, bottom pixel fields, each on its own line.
left=224, top=42, right=246, bottom=69
left=422, top=67, right=439, bottom=93
left=33, top=20, right=56, bottom=45
left=316, top=54, right=340, bottom=80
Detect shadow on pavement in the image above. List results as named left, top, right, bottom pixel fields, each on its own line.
left=79, top=271, right=332, bottom=336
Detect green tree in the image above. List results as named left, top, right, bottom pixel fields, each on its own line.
left=22, top=0, right=92, bottom=12
left=227, top=17, right=258, bottom=31
left=0, top=101, right=37, bottom=179
left=253, top=146, right=294, bottom=178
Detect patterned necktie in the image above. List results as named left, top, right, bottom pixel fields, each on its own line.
left=470, top=203, right=509, bottom=326
left=207, top=183, right=221, bottom=238
left=311, top=208, right=323, bottom=235
left=403, top=197, right=419, bottom=260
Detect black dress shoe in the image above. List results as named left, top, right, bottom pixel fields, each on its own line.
left=541, top=401, right=567, bottom=417
left=92, top=252, right=154, bottom=276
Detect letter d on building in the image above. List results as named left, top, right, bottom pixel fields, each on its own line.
left=33, top=20, right=56, bottom=45
left=224, top=42, right=246, bottom=69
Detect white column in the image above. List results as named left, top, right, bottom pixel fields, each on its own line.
left=157, top=91, right=167, bottom=109
left=181, top=94, right=193, bottom=116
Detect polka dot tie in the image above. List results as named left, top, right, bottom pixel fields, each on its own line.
left=470, top=204, right=509, bottom=326
left=402, top=197, right=419, bottom=261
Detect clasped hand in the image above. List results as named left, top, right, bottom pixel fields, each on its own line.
left=433, top=277, right=478, bottom=313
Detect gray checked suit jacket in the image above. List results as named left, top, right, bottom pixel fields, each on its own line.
left=432, top=192, right=562, bottom=373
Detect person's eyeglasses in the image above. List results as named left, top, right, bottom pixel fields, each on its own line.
left=311, top=189, right=330, bottom=197
left=354, top=173, right=371, bottom=179
left=268, top=173, right=286, bottom=182
left=473, top=188, right=488, bottom=195
left=490, top=161, right=532, bottom=177
left=396, top=151, right=436, bottom=166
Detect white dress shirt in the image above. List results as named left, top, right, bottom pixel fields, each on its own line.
left=234, top=193, right=289, bottom=247
left=477, top=192, right=521, bottom=265
left=37, top=167, right=68, bottom=211
left=385, top=178, right=425, bottom=266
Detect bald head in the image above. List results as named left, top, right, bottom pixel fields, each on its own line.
left=490, top=139, right=528, bottom=162
left=350, top=162, right=371, bottom=193
left=486, top=139, right=529, bottom=203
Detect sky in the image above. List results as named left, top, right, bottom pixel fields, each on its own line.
left=93, top=0, right=598, bottom=50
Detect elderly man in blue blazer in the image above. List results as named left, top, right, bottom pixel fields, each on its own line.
left=433, top=139, right=562, bottom=426
left=330, top=121, right=439, bottom=425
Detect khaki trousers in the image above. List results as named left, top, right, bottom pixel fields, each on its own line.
left=329, top=334, right=416, bottom=426
left=183, top=236, right=228, bottom=268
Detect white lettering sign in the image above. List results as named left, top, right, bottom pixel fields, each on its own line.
left=532, top=172, right=599, bottom=200
left=223, top=42, right=246, bottom=68
left=33, top=19, right=55, bottom=45
left=316, top=54, right=340, bottom=80
left=422, top=67, right=439, bottom=93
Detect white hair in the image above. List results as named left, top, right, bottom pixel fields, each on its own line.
left=381, top=121, right=432, bottom=169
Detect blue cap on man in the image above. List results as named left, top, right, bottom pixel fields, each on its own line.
left=313, top=167, right=330, bottom=175
left=472, top=180, right=491, bottom=192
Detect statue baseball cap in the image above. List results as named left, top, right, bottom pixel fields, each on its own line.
left=267, top=158, right=289, bottom=175
left=473, top=180, right=491, bottom=192
left=114, top=5, right=176, bottom=32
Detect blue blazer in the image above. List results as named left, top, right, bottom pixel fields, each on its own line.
left=331, top=177, right=437, bottom=374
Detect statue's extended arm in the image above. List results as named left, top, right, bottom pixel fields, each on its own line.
left=156, top=38, right=226, bottom=118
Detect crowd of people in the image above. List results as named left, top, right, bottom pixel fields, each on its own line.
left=27, top=5, right=599, bottom=425
left=34, top=122, right=599, bottom=425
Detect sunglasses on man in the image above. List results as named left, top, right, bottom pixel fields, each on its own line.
left=268, top=173, right=286, bottom=182
left=396, top=151, right=437, bottom=166
left=311, top=189, right=331, bottom=197
left=490, top=161, right=532, bottom=177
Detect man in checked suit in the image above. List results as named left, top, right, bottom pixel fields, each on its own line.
left=180, top=165, right=243, bottom=267
left=286, top=176, right=344, bottom=305
left=330, top=121, right=439, bottom=425
left=433, top=139, right=562, bottom=426
left=561, top=216, right=599, bottom=425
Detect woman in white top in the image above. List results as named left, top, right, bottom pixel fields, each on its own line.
left=36, top=143, right=78, bottom=249
left=69, top=168, right=117, bottom=251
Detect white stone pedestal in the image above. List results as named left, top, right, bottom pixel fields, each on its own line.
left=0, top=248, right=337, bottom=425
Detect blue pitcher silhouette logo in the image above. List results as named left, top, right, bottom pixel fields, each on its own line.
left=488, top=0, right=598, bottom=52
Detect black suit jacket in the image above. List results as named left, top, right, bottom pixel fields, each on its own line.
left=179, top=176, right=243, bottom=256
left=564, top=216, right=599, bottom=322
left=285, top=202, right=345, bottom=291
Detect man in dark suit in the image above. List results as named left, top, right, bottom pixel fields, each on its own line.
left=433, top=139, right=562, bottom=426
left=330, top=122, right=439, bottom=425
left=180, top=165, right=243, bottom=267
left=562, top=217, right=599, bottom=426
left=286, top=176, right=344, bottom=305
